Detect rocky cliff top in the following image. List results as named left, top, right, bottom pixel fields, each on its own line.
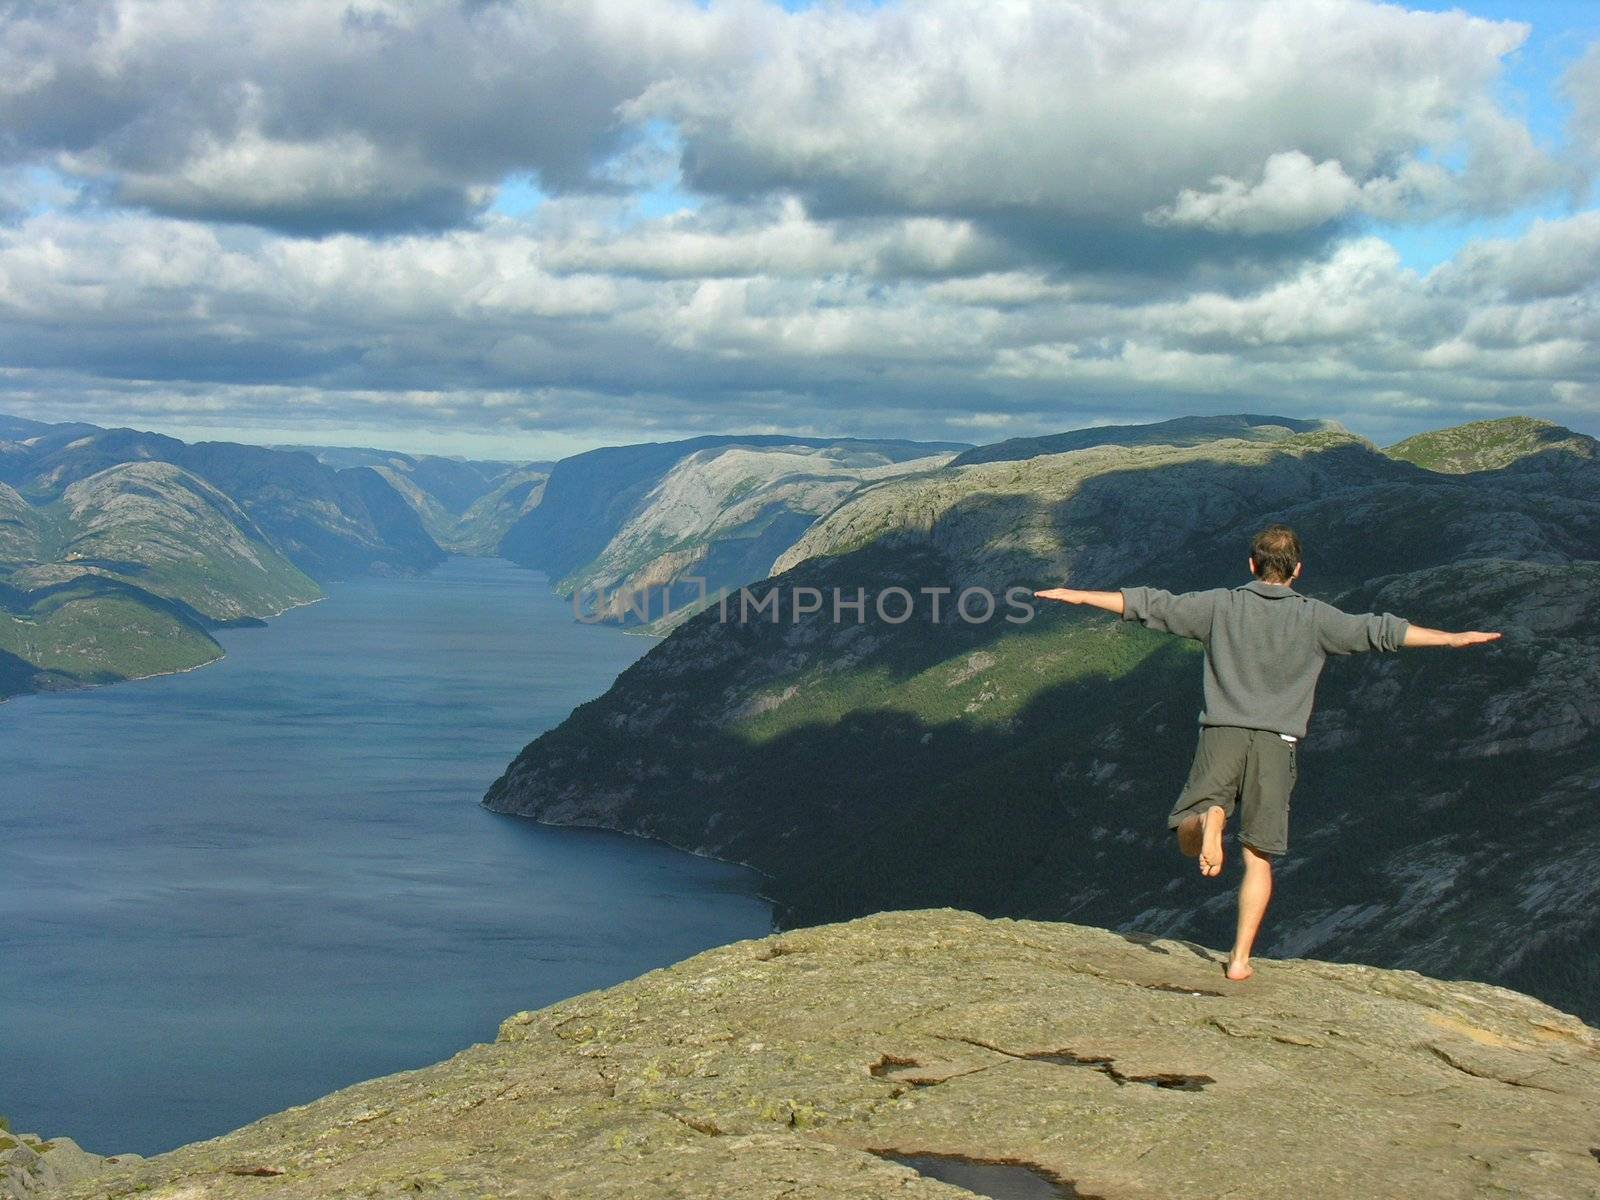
left=51, top=909, right=1600, bottom=1199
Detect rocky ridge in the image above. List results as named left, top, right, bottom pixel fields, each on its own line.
left=948, top=412, right=1336, bottom=467
left=0, top=1124, right=141, bottom=1199
left=570, top=443, right=957, bottom=630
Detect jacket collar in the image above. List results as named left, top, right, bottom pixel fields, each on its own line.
left=1241, top=578, right=1297, bottom=598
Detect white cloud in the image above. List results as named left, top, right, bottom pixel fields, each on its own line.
left=1147, top=152, right=1363, bottom=235
left=3, top=194, right=1598, bottom=449
left=0, top=0, right=1558, bottom=243
left=637, top=0, right=1548, bottom=242
left=1437, top=211, right=1600, bottom=301
left=0, top=0, right=1594, bottom=451
left=1, top=0, right=730, bottom=232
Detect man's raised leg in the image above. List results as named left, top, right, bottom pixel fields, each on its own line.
left=1226, top=845, right=1274, bottom=980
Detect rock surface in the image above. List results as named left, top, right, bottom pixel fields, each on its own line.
left=0, top=1130, right=141, bottom=1198
left=46, top=909, right=1600, bottom=1199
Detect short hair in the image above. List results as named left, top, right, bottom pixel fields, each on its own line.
left=1250, top=524, right=1301, bottom=583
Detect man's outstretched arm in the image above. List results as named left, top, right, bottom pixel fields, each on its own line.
left=1317, top=602, right=1499, bottom=654
left=1033, top=588, right=1124, bottom=615
left=1038, top=585, right=1218, bottom=640
left=1401, top=624, right=1502, bottom=649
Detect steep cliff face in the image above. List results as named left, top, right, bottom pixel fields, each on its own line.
left=42, top=910, right=1600, bottom=1200
left=569, top=444, right=957, bottom=631
left=486, top=425, right=1600, bottom=1023
left=497, top=435, right=967, bottom=627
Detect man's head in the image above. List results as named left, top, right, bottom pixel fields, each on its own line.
left=1249, top=524, right=1302, bottom=584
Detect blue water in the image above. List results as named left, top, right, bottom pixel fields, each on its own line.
left=0, top=557, right=772, bottom=1156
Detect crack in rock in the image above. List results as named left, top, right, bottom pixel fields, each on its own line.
left=935, top=1034, right=1214, bottom=1091
left=1426, top=1044, right=1565, bottom=1093
left=868, top=1052, right=991, bottom=1089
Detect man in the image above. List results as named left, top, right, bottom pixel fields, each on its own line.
left=1034, top=524, right=1500, bottom=981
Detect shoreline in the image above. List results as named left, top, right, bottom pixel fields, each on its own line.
left=481, top=803, right=781, bottom=926
left=0, top=589, right=330, bottom=708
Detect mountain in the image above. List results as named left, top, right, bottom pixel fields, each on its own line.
left=498, top=435, right=968, bottom=629
left=15, top=462, right=320, bottom=620
left=948, top=412, right=1337, bottom=467
left=0, top=460, right=323, bottom=699
left=448, top=466, right=548, bottom=556
left=34, top=909, right=1600, bottom=1200
left=281, top=445, right=552, bottom=555
left=485, top=419, right=1600, bottom=1024
left=1385, top=416, right=1598, bottom=474
left=1, top=421, right=444, bottom=580
left=0, top=415, right=454, bottom=700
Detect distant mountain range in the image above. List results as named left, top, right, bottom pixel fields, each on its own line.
left=273, top=444, right=555, bottom=555
left=484, top=412, right=1600, bottom=1025
left=0, top=418, right=544, bottom=699
left=0, top=417, right=967, bottom=698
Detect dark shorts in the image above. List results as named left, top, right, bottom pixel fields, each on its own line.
left=1167, top=725, right=1298, bottom=856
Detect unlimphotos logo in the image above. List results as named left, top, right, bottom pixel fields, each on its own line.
left=573, top=578, right=1039, bottom=625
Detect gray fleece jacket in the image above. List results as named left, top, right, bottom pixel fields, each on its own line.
left=1119, top=579, right=1410, bottom=738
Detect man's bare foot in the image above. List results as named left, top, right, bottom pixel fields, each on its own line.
left=1225, top=954, right=1254, bottom=981
left=1198, top=805, right=1226, bottom=877
left=1176, top=812, right=1203, bottom=857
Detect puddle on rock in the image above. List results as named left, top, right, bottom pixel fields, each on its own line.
left=875, top=1151, right=1097, bottom=1199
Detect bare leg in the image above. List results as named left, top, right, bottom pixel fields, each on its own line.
left=1226, top=845, right=1274, bottom=980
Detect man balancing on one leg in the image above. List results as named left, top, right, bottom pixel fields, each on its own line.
left=1033, top=524, right=1500, bottom=981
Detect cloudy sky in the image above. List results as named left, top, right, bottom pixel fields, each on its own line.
left=2, top=0, right=1599, bottom=459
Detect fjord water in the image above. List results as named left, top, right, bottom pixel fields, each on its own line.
left=0, top=557, right=771, bottom=1156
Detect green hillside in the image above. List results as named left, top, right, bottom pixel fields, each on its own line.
left=2, top=423, right=445, bottom=580
left=0, top=576, right=223, bottom=694
left=0, top=416, right=474, bottom=701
